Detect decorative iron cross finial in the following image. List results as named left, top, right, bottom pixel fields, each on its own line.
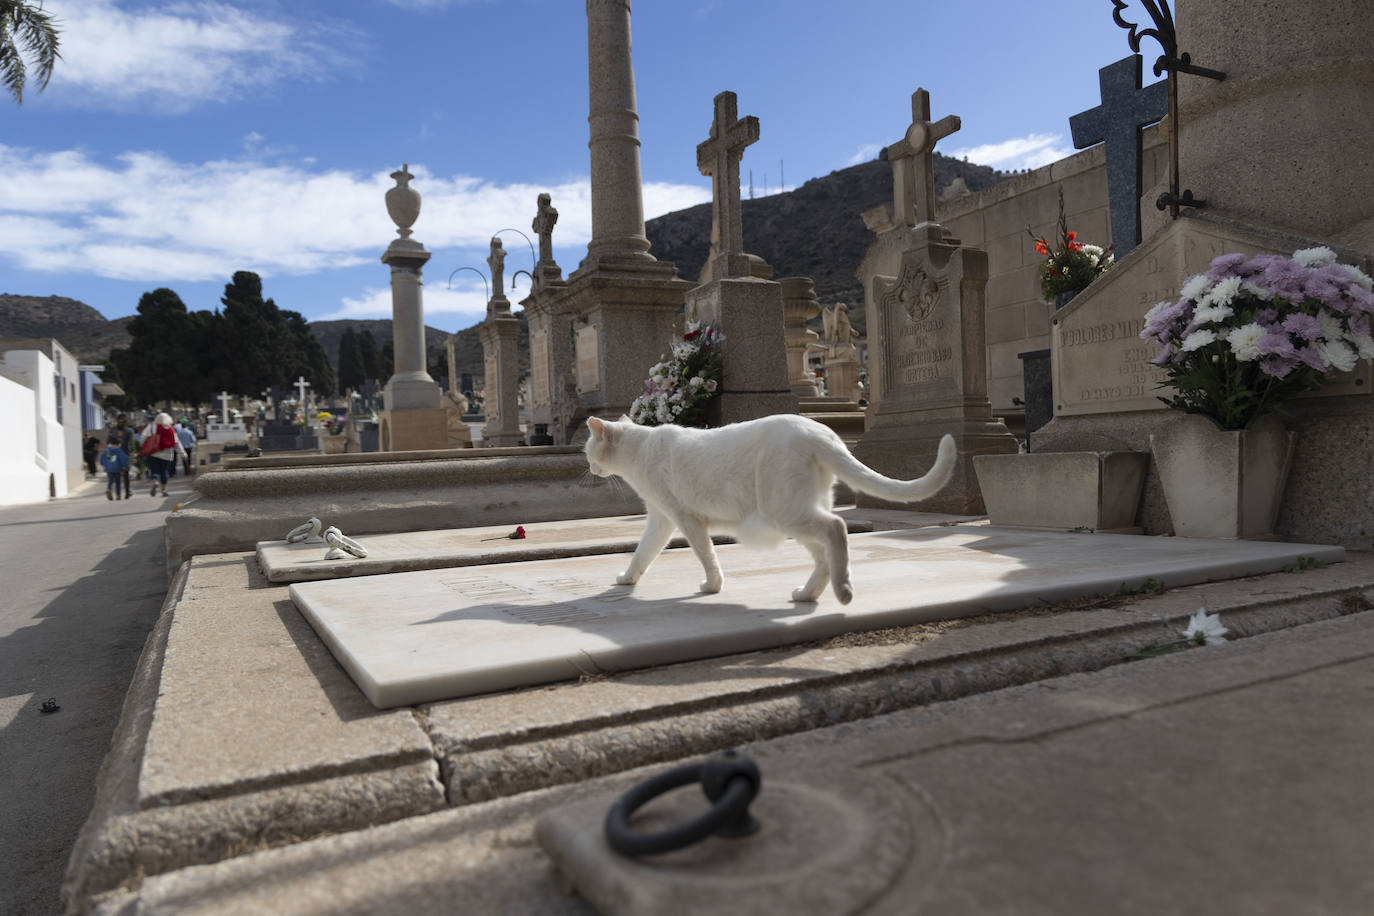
left=696, top=90, right=760, bottom=278
left=885, top=89, right=961, bottom=228
left=532, top=193, right=559, bottom=265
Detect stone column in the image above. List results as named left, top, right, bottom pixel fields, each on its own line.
left=379, top=164, right=448, bottom=451
left=478, top=238, right=522, bottom=447
left=584, top=0, right=652, bottom=265
left=1163, top=3, right=1374, bottom=250
left=780, top=277, right=821, bottom=398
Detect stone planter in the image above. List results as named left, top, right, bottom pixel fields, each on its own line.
left=321, top=434, right=348, bottom=454
left=1149, top=413, right=1295, bottom=539
left=973, top=451, right=1149, bottom=532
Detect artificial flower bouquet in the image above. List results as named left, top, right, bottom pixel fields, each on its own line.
left=628, top=317, right=724, bottom=427
left=1140, top=246, right=1374, bottom=429
left=1027, top=188, right=1114, bottom=301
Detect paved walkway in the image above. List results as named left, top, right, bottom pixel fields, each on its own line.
left=0, top=472, right=192, bottom=915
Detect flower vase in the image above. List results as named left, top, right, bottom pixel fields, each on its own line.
left=1149, top=414, right=1296, bottom=539
left=1053, top=289, right=1079, bottom=310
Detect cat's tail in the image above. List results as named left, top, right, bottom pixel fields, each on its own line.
left=824, top=433, right=957, bottom=504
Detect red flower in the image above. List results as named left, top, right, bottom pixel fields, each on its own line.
left=684, top=329, right=701, bottom=341
left=1034, top=239, right=1049, bottom=255
left=1065, top=231, right=1077, bottom=243
left=513, top=525, right=526, bottom=539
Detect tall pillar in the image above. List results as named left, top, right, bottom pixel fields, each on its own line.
left=379, top=164, right=448, bottom=451
left=584, top=0, right=652, bottom=265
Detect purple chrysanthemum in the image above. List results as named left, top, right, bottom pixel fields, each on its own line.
left=1256, top=330, right=1297, bottom=358
left=1295, top=344, right=1329, bottom=371
left=1206, top=252, right=1247, bottom=279
left=1282, top=312, right=1322, bottom=340
left=1259, top=355, right=1299, bottom=378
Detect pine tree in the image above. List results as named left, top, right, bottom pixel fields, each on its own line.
left=357, top=329, right=382, bottom=384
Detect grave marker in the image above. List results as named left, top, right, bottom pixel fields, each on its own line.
left=1069, top=55, right=1168, bottom=258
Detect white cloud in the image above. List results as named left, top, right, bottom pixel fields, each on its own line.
left=845, top=144, right=883, bottom=167
left=0, top=144, right=710, bottom=302
left=50, top=0, right=357, bottom=111
left=323, top=282, right=491, bottom=327
left=947, top=133, right=1074, bottom=172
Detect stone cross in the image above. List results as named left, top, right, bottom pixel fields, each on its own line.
left=696, top=90, right=759, bottom=279
left=884, top=88, right=961, bottom=228
left=1069, top=55, right=1168, bottom=259
left=294, top=376, right=310, bottom=407
left=487, top=237, right=506, bottom=299
left=218, top=390, right=232, bottom=423
left=532, top=193, right=558, bottom=265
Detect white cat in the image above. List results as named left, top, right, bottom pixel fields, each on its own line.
left=584, top=414, right=956, bottom=604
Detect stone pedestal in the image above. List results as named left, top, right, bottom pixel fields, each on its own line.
left=855, top=226, right=1018, bottom=514
left=686, top=277, right=797, bottom=424
left=379, top=408, right=448, bottom=452
left=478, top=311, right=523, bottom=448
left=824, top=357, right=862, bottom=404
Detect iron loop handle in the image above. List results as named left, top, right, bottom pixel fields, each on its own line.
left=323, top=526, right=368, bottom=559
left=286, top=517, right=324, bottom=543
left=604, top=749, right=761, bottom=857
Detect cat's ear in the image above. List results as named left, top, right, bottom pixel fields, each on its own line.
left=587, top=416, right=605, bottom=440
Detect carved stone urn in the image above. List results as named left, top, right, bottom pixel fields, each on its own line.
left=385, top=164, right=421, bottom=238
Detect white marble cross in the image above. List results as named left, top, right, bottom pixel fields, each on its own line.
left=218, top=390, right=232, bottom=423
left=696, top=90, right=759, bottom=278
left=884, top=88, right=961, bottom=228
left=294, top=376, right=311, bottom=407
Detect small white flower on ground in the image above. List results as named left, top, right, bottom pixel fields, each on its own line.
left=1293, top=246, right=1337, bottom=268
left=1180, top=329, right=1217, bottom=351
left=1225, top=322, right=1266, bottom=361
left=1182, top=609, right=1228, bottom=646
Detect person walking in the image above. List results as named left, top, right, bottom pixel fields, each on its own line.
left=175, top=419, right=196, bottom=476
left=82, top=435, right=100, bottom=478
left=138, top=412, right=187, bottom=497
left=113, top=414, right=136, bottom=496
left=98, top=436, right=130, bottom=500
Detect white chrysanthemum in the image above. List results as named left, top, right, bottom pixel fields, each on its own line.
left=1316, top=338, right=1358, bottom=372
left=1203, top=276, right=1244, bottom=307
left=1316, top=309, right=1345, bottom=341
left=1192, top=303, right=1234, bottom=325
left=1338, top=262, right=1374, bottom=292
left=1293, top=246, right=1337, bottom=268
left=1180, top=329, right=1217, bottom=351
left=1348, top=331, right=1374, bottom=360
left=1143, top=300, right=1173, bottom=323
left=1225, top=322, right=1266, bottom=361
left=1240, top=279, right=1275, bottom=301
left=689, top=376, right=703, bottom=388
left=1180, top=273, right=1212, bottom=302
left=1181, top=609, right=1228, bottom=646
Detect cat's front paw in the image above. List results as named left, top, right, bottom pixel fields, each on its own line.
left=790, top=586, right=820, bottom=603
left=699, top=576, right=722, bottom=594
left=616, top=571, right=638, bottom=586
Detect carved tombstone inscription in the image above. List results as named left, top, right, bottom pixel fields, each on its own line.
left=1053, top=218, right=1370, bottom=416
left=873, top=256, right=959, bottom=401
left=530, top=325, right=551, bottom=408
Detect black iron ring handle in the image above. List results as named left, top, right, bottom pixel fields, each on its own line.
left=604, top=749, right=762, bottom=857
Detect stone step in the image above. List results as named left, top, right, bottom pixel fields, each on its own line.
left=75, top=576, right=1374, bottom=913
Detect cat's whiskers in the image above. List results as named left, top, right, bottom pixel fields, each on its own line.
left=577, top=469, right=603, bottom=489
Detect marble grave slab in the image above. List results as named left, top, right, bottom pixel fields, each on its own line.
left=258, top=515, right=877, bottom=583
left=289, top=526, right=1344, bottom=708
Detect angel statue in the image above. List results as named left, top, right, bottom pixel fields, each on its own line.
left=821, top=303, right=861, bottom=362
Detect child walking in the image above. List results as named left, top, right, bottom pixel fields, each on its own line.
left=99, top=436, right=130, bottom=500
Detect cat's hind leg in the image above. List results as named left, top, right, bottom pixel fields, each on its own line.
left=676, top=513, right=724, bottom=594
left=616, top=511, right=675, bottom=586
left=785, top=511, right=851, bottom=605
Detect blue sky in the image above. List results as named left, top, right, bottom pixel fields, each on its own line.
left=1, top=0, right=1139, bottom=333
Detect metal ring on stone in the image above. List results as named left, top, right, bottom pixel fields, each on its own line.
left=286, top=517, right=324, bottom=543
left=603, top=749, right=761, bottom=857
left=322, top=526, right=368, bottom=559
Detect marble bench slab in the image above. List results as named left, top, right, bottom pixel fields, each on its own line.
left=289, top=526, right=1344, bottom=708
left=257, top=514, right=876, bottom=583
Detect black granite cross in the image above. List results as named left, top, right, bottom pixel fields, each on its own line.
left=1069, top=55, right=1167, bottom=258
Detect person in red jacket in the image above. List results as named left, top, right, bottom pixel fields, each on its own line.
left=138, top=412, right=188, bottom=497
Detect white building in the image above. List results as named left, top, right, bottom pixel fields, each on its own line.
left=0, top=338, right=104, bottom=504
